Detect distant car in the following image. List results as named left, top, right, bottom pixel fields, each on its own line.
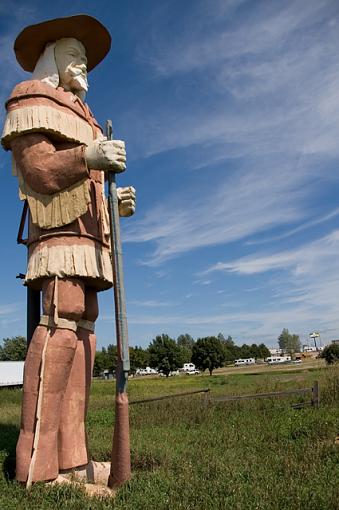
left=291, top=359, right=302, bottom=364
left=186, top=369, right=200, bottom=375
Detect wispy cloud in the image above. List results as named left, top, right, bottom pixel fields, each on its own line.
left=128, top=299, right=174, bottom=307
left=124, top=156, right=315, bottom=265
left=246, top=208, right=339, bottom=245
left=194, top=228, right=339, bottom=342
left=0, top=6, right=36, bottom=111
left=0, top=302, right=24, bottom=330
left=0, top=303, right=21, bottom=317
left=123, top=0, right=339, bottom=268
left=204, top=229, right=339, bottom=276
left=140, top=0, right=332, bottom=78
left=124, top=305, right=334, bottom=346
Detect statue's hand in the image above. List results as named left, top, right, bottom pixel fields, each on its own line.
left=85, top=139, right=126, bottom=172
left=117, top=186, right=136, bottom=217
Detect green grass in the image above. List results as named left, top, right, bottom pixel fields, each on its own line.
left=1, top=365, right=339, bottom=509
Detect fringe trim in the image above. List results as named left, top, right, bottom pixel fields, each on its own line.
left=26, top=243, right=113, bottom=285
left=2, top=102, right=95, bottom=229
left=16, top=167, right=91, bottom=229
left=1, top=105, right=94, bottom=149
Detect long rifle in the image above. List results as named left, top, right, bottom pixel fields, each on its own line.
left=105, top=120, right=131, bottom=488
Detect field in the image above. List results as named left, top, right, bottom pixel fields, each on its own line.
left=1, top=361, right=339, bottom=509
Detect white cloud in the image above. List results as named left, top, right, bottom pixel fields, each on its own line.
left=122, top=1, right=339, bottom=268
left=246, top=208, right=339, bottom=245
left=0, top=302, right=24, bottom=330
left=0, top=303, right=21, bottom=317
left=128, top=299, right=174, bottom=307
left=204, top=229, right=339, bottom=276
left=124, top=156, right=316, bottom=265
left=193, top=279, right=212, bottom=286
left=0, top=6, right=36, bottom=120
left=193, top=229, right=339, bottom=343
left=139, top=0, right=331, bottom=77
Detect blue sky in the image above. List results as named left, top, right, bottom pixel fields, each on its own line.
left=1, top=0, right=339, bottom=349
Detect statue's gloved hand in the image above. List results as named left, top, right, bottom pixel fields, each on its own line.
left=117, top=186, right=136, bottom=217
left=85, top=139, right=126, bottom=172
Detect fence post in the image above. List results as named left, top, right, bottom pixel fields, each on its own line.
left=312, top=381, right=320, bottom=408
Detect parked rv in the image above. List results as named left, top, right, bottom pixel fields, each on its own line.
left=179, top=363, right=200, bottom=374
left=0, top=361, right=24, bottom=387
left=234, top=358, right=255, bottom=367
left=265, top=356, right=291, bottom=364
left=181, top=363, right=195, bottom=372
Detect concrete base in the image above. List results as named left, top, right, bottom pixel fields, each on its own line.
left=49, top=473, right=116, bottom=498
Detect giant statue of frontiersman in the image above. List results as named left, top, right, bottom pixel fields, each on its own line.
left=1, top=15, right=135, bottom=488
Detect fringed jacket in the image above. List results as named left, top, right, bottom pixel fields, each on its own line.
left=1, top=80, right=113, bottom=290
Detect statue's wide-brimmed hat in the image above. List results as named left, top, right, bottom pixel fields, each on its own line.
left=14, top=14, right=111, bottom=72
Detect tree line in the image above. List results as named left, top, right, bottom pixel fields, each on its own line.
left=0, top=328, right=310, bottom=378
left=93, top=333, right=271, bottom=377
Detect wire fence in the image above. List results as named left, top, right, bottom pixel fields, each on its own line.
left=211, top=381, right=319, bottom=408
left=129, top=381, right=320, bottom=408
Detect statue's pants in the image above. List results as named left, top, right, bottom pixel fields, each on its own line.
left=16, top=278, right=98, bottom=483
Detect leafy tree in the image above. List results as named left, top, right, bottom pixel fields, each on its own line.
left=93, top=344, right=118, bottom=376
left=278, top=328, right=301, bottom=355
left=177, top=334, right=195, bottom=363
left=93, top=350, right=107, bottom=377
left=218, top=334, right=238, bottom=362
left=321, top=344, right=339, bottom=364
left=257, top=343, right=270, bottom=359
left=148, top=334, right=185, bottom=377
left=249, top=343, right=260, bottom=358
left=106, top=344, right=117, bottom=372
left=192, top=336, right=226, bottom=375
left=0, top=336, right=27, bottom=361
left=217, top=332, right=226, bottom=342
left=177, top=334, right=195, bottom=349
left=239, top=344, right=252, bottom=359
left=130, top=346, right=149, bottom=373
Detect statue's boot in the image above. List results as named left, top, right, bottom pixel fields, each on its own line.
left=58, top=323, right=96, bottom=471
left=50, top=471, right=115, bottom=497
left=60, top=460, right=111, bottom=485
left=16, top=324, right=77, bottom=482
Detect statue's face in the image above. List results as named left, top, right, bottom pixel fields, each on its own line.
left=54, top=38, right=88, bottom=93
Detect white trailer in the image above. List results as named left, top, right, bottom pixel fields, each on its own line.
left=234, top=358, right=255, bottom=366
left=0, top=361, right=24, bottom=387
left=266, top=356, right=291, bottom=364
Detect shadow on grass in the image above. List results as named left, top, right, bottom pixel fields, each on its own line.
left=0, top=423, right=19, bottom=480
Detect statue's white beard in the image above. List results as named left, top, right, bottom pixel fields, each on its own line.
left=71, top=74, right=88, bottom=92
left=66, top=65, right=89, bottom=92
